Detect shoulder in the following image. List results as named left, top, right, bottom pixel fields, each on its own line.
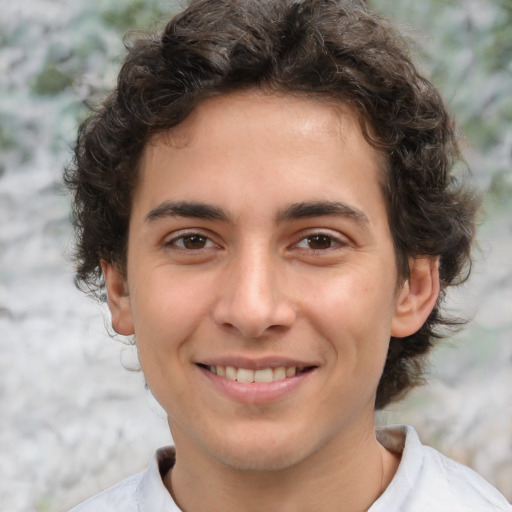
left=67, top=446, right=179, bottom=512
left=374, top=425, right=512, bottom=512
left=418, top=444, right=511, bottom=510
left=68, top=472, right=141, bottom=512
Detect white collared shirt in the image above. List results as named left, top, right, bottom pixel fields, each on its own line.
left=69, top=425, right=512, bottom=511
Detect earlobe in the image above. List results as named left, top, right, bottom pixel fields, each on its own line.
left=101, top=260, right=135, bottom=336
left=390, top=257, right=440, bottom=338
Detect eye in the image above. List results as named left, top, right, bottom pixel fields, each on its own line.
left=304, top=234, right=335, bottom=250
left=295, top=233, right=344, bottom=251
left=167, top=233, right=216, bottom=250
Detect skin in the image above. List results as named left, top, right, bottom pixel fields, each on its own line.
left=103, top=91, right=439, bottom=512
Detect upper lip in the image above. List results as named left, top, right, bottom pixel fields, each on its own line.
left=196, top=356, right=319, bottom=370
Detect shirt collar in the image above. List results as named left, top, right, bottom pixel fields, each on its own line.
left=137, top=446, right=181, bottom=511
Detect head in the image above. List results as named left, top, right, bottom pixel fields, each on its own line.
left=65, top=0, right=478, bottom=410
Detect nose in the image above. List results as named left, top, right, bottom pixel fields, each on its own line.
left=211, top=246, right=296, bottom=338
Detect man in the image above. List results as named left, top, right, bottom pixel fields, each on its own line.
left=65, top=0, right=511, bottom=510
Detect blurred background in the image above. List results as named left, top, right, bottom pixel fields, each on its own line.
left=0, top=0, right=510, bottom=510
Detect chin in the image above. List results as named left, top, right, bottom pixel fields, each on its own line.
left=215, top=447, right=305, bottom=472
left=204, top=427, right=318, bottom=472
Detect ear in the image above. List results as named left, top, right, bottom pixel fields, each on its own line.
left=391, top=257, right=440, bottom=338
left=101, top=260, right=135, bottom=336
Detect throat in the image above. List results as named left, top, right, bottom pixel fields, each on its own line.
left=165, top=434, right=394, bottom=512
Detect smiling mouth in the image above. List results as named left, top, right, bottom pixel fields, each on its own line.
left=198, top=364, right=315, bottom=383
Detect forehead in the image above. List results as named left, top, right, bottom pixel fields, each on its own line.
left=135, top=91, right=388, bottom=226
left=165, top=91, right=357, bottom=145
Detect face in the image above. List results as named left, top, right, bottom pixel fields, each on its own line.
left=104, top=92, right=436, bottom=472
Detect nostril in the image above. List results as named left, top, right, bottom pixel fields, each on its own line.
left=211, top=287, right=296, bottom=338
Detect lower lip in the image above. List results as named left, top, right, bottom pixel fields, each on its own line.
left=197, top=366, right=314, bottom=404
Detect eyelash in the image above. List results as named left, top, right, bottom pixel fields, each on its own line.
left=293, top=232, right=347, bottom=252
left=165, top=230, right=347, bottom=253
left=166, top=232, right=218, bottom=251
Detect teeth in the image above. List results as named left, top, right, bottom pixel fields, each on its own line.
left=225, top=366, right=237, bottom=381
left=237, top=368, right=254, bottom=383
left=286, top=367, right=296, bottom=377
left=207, top=365, right=304, bottom=382
left=254, top=368, right=273, bottom=383
left=273, top=367, right=286, bottom=380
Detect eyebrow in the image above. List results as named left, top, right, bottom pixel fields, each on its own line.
left=144, top=201, right=231, bottom=223
left=144, top=199, right=369, bottom=226
left=276, top=201, right=369, bottom=225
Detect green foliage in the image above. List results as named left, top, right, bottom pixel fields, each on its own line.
left=484, top=0, right=512, bottom=73
left=31, top=61, right=74, bottom=96
left=0, top=0, right=180, bottom=165
left=370, top=0, right=512, bottom=204
left=0, top=115, right=16, bottom=151
left=488, top=171, right=512, bottom=203
left=100, top=0, right=176, bottom=32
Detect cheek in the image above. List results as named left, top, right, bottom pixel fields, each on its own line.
left=302, top=268, right=396, bottom=358
left=129, top=265, right=221, bottom=361
left=130, top=275, right=200, bottom=354
left=129, top=276, right=205, bottom=409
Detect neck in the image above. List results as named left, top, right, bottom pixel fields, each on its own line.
left=165, top=420, right=399, bottom=512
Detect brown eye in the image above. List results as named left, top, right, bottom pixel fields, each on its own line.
left=169, top=234, right=214, bottom=250
left=181, top=235, right=208, bottom=249
left=306, top=235, right=334, bottom=250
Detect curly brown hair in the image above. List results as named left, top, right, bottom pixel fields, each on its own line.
left=65, top=0, right=479, bottom=409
